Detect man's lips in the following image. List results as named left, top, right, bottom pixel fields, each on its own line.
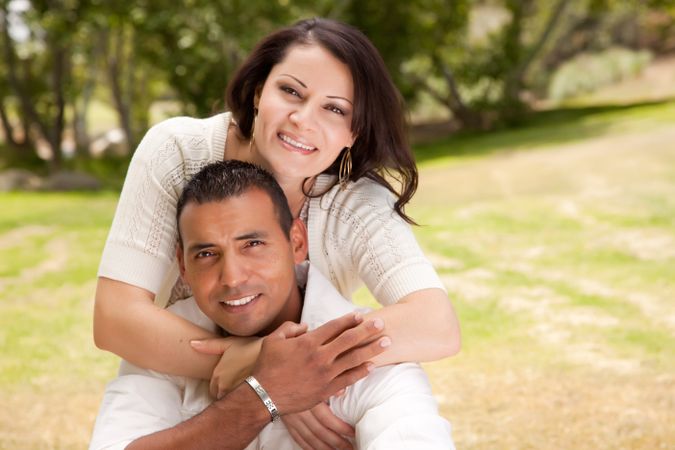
left=219, top=293, right=261, bottom=307
left=278, top=132, right=317, bottom=153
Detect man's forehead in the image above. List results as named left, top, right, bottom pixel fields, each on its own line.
left=180, top=192, right=281, bottom=237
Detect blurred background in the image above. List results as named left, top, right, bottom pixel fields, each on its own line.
left=1, top=1, right=674, bottom=448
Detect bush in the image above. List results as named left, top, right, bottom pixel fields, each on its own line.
left=548, top=47, right=653, bottom=102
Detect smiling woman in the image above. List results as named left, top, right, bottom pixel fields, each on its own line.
left=93, top=17, right=460, bottom=449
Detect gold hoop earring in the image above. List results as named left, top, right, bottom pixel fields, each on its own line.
left=249, top=108, right=258, bottom=153
left=338, top=147, right=352, bottom=190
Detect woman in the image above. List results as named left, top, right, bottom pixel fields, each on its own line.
left=94, top=17, right=460, bottom=449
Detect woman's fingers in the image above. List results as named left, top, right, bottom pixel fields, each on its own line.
left=189, top=337, right=231, bottom=355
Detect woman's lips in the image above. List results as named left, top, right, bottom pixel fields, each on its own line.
left=277, top=132, right=317, bottom=154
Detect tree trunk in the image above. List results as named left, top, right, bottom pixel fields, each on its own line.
left=504, top=0, right=571, bottom=105
left=431, top=53, right=485, bottom=129
left=106, top=26, right=135, bottom=153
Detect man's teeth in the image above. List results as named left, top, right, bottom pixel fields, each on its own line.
left=222, top=294, right=257, bottom=306
left=280, top=134, right=315, bottom=151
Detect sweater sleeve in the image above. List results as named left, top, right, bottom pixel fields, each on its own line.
left=98, top=115, right=227, bottom=294
left=308, top=177, right=446, bottom=306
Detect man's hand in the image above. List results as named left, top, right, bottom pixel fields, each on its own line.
left=283, top=402, right=355, bottom=450
left=252, top=312, right=389, bottom=415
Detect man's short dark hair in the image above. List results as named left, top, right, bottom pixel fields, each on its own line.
left=176, top=160, right=293, bottom=245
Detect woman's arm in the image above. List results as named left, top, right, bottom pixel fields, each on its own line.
left=364, top=288, right=460, bottom=367
left=94, top=277, right=221, bottom=379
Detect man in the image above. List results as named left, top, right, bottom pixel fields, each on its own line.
left=90, top=161, right=454, bottom=449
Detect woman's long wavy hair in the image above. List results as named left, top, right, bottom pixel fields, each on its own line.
left=226, top=17, right=418, bottom=224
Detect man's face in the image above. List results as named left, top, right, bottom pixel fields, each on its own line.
left=177, top=188, right=306, bottom=337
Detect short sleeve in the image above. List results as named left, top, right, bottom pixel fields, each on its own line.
left=98, top=115, right=228, bottom=294
left=308, top=177, right=446, bottom=306
left=88, top=372, right=185, bottom=450
left=329, top=363, right=454, bottom=449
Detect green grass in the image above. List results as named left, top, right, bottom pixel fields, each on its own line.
left=415, top=99, right=675, bottom=166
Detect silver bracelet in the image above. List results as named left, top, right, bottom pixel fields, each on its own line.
left=244, top=376, right=280, bottom=423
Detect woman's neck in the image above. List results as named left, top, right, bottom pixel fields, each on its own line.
left=225, top=124, right=308, bottom=218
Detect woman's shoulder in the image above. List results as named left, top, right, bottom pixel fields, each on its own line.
left=142, top=113, right=230, bottom=144
left=133, top=113, right=230, bottom=162
left=315, top=174, right=397, bottom=210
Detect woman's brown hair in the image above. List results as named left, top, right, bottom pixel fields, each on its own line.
left=226, top=17, right=418, bottom=223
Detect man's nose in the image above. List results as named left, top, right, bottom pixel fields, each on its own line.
left=219, top=253, right=248, bottom=288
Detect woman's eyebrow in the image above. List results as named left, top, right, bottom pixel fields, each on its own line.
left=280, top=73, right=307, bottom=88
left=327, top=95, right=353, bottom=105
left=280, top=74, right=353, bottom=105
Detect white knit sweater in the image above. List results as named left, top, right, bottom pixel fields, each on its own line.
left=98, top=113, right=444, bottom=306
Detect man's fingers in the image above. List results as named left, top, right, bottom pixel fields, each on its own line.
left=309, top=313, right=363, bottom=344
left=189, top=338, right=231, bottom=355
left=284, top=413, right=333, bottom=450
left=285, top=422, right=313, bottom=450
left=328, top=362, right=375, bottom=396
left=325, top=317, right=385, bottom=357
left=311, top=401, right=355, bottom=438
left=332, top=335, right=390, bottom=375
left=271, top=321, right=308, bottom=339
left=301, top=408, right=353, bottom=450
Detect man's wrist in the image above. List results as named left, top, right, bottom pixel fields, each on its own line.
left=213, top=382, right=272, bottom=428
left=244, top=376, right=280, bottom=422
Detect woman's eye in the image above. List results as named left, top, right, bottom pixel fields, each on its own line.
left=327, top=105, right=345, bottom=116
left=281, top=86, right=301, bottom=97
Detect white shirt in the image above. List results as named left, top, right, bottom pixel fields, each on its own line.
left=89, top=264, right=454, bottom=449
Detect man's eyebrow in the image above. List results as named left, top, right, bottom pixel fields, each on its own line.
left=235, top=231, right=268, bottom=241
left=280, top=74, right=307, bottom=88
left=187, top=242, right=215, bottom=254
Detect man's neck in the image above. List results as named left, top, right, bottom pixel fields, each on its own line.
left=258, top=284, right=304, bottom=337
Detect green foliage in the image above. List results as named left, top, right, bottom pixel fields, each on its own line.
left=548, top=47, right=653, bottom=102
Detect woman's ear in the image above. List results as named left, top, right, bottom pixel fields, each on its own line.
left=289, top=218, right=308, bottom=263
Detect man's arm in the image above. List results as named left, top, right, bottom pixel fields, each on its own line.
left=125, top=314, right=388, bottom=450
left=332, top=363, right=455, bottom=450
left=126, top=382, right=270, bottom=450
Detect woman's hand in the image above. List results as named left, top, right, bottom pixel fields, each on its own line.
left=283, top=402, right=355, bottom=450
left=190, top=336, right=263, bottom=399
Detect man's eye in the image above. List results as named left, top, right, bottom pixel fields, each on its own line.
left=196, top=250, right=215, bottom=258
left=247, top=240, right=264, bottom=248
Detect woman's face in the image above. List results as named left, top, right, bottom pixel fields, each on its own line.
left=252, top=44, right=355, bottom=182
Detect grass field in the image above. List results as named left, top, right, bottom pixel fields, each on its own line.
left=1, top=99, right=674, bottom=449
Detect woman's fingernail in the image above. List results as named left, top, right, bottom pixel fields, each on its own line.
left=366, top=362, right=375, bottom=372
left=372, top=318, right=384, bottom=330
left=379, top=337, right=391, bottom=348
left=189, top=340, right=203, bottom=347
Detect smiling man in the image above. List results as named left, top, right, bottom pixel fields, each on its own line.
left=89, top=161, right=454, bottom=450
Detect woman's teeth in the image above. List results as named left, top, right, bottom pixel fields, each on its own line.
left=222, top=294, right=257, bottom=306
left=279, top=133, right=315, bottom=151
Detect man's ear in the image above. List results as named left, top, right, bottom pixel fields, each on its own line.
left=289, top=218, right=308, bottom=264
left=176, top=243, right=187, bottom=279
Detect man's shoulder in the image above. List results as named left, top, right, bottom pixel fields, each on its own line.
left=300, top=263, right=369, bottom=329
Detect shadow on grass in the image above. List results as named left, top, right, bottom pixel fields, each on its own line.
left=414, top=99, right=675, bottom=166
